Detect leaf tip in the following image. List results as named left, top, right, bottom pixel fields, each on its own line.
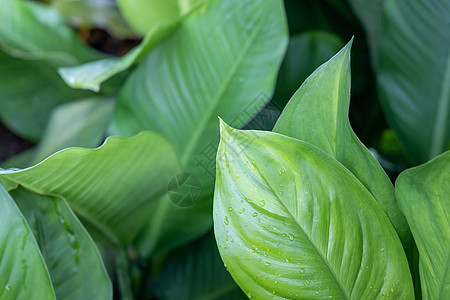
left=218, top=117, right=233, bottom=136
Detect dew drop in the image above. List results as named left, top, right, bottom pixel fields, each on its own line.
left=279, top=191, right=284, bottom=196
left=228, top=207, right=234, bottom=212
left=299, top=268, right=305, bottom=274
left=236, top=175, right=240, bottom=179
left=277, top=169, right=285, bottom=176
left=4, top=285, right=11, bottom=292
left=288, top=233, right=294, bottom=241
left=242, top=208, right=245, bottom=212
left=253, top=212, right=258, bottom=217
left=224, top=216, right=229, bottom=225
left=265, top=262, right=271, bottom=267
left=259, top=200, right=265, bottom=207
left=285, top=258, right=290, bottom=263
left=380, top=248, right=385, bottom=252
left=247, top=292, right=252, bottom=299
left=315, top=290, right=319, bottom=295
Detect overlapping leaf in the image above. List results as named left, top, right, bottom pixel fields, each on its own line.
left=0, top=184, right=55, bottom=300
left=273, top=40, right=409, bottom=244
left=214, top=121, right=413, bottom=298
left=11, top=187, right=112, bottom=300
left=0, top=132, right=181, bottom=245
left=396, top=151, right=450, bottom=299
left=377, top=0, right=450, bottom=163
left=113, top=0, right=288, bottom=256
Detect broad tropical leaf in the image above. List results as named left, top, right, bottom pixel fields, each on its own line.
left=273, top=40, right=409, bottom=244
left=113, top=0, right=288, bottom=256
left=377, top=0, right=450, bottom=163
left=0, top=51, right=93, bottom=141
left=153, top=232, right=246, bottom=300
left=0, top=183, right=55, bottom=300
left=0, top=0, right=101, bottom=66
left=59, top=21, right=178, bottom=92
left=11, top=187, right=112, bottom=300
left=214, top=121, right=413, bottom=299
left=396, top=151, right=450, bottom=299
left=0, top=132, right=181, bottom=245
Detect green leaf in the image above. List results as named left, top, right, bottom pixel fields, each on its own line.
left=396, top=151, right=450, bottom=299
left=30, top=97, right=115, bottom=164
left=272, top=30, right=344, bottom=108
left=0, top=132, right=181, bottom=245
left=214, top=121, right=414, bottom=299
left=0, top=183, right=55, bottom=300
left=58, top=21, right=178, bottom=92
left=273, top=40, right=410, bottom=245
left=50, top=0, right=136, bottom=38
left=113, top=0, right=288, bottom=256
left=153, top=232, right=246, bottom=300
left=0, top=0, right=101, bottom=66
left=377, top=0, right=450, bottom=164
left=348, top=0, right=385, bottom=64
left=10, top=187, right=112, bottom=300
left=0, top=51, right=93, bottom=141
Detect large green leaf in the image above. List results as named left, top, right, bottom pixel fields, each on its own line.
left=0, top=51, right=93, bottom=141
left=0, top=183, right=55, bottom=299
left=214, top=121, right=413, bottom=299
left=0, top=132, right=181, bottom=245
left=152, top=232, right=246, bottom=300
left=273, top=41, right=409, bottom=244
left=377, top=0, right=450, bottom=164
left=0, top=0, right=101, bottom=66
left=10, top=187, right=112, bottom=300
left=59, top=21, right=178, bottom=92
left=396, top=151, right=450, bottom=299
left=113, top=0, right=288, bottom=256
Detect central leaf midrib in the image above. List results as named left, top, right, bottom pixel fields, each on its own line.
left=249, top=152, right=350, bottom=299
left=180, top=6, right=265, bottom=165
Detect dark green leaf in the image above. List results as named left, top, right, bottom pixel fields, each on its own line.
left=11, top=187, right=112, bottom=300
left=377, top=0, right=450, bottom=163
left=0, top=51, right=93, bottom=141
left=396, top=151, right=450, bottom=299
left=0, top=183, right=55, bottom=299
left=214, top=121, right=413, bottom=298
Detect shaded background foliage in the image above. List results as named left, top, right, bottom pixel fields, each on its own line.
left=0, top=0, right=448, bottom=299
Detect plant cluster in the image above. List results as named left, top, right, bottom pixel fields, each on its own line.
left=0, top=0, right=448, bottom=299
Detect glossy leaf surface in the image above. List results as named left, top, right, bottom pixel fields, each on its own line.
left=0, top=132, right=181, bottom=245
left=377, top=0, right=450, bottom=163
left=0, top=0, right=101, bottom=66
left=273, top=41, right=409, bottom=244
left=0, top=184, right=55, bottom=300
left=396, top=151, right=450, bottom=299
left=11, top=187, right=112, bottom=300
left=214, top=122, right=413, bottom=299
left=59, top=21, right=178, bottom=91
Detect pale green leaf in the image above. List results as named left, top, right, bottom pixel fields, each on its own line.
left=58, top=21, right=178, bottom=92
left=273, top=40, right=409, bottom=245
left=396, top=151, right=450, bottom=299
left=214, top=121, right=413, bottom=299
left=377, top=0, right=450, bottom=163
left=11, top=187, right=112, bottom=300
left=0, top=183, right=55, bottom=300
left=0, top=0, right=101, bottom=66
left=0, top=132, right=181, bottom=245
